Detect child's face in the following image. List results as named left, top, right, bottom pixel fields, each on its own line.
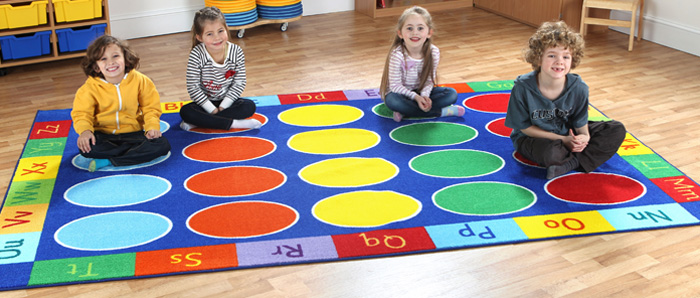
left=95, top=43, right=126, bottom=84
left=197, top=20, right=229, bottom=53
left=398, top=14, right=432, bottom=50
left=539, top=45, right=572, bottom=80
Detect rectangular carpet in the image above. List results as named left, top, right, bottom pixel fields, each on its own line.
left=2, top=81, right=700, bottom=290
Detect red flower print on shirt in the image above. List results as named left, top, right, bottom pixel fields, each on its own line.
left=225, top=70, right=236, bottom=79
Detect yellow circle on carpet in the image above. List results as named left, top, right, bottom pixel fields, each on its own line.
left=313, top=191, right=421, bottom=227
left=299, top=157, right=398, bottom=187
left=288, top=128, right=379, bottom=154
left=278, top=104, right=363, bottom=127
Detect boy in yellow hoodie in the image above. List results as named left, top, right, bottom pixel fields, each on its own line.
left=71, top=35, right=170, bottom=172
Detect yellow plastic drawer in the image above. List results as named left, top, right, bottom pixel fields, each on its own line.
left=53, top=0, right=102, bottom=23
left=0, top=1, right=49, bottom=30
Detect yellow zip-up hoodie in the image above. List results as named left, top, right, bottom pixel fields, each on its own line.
left=71, top=70, right=162, bottom=135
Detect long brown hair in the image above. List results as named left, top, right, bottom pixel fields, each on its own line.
left=191, top=6, right=231, bottom=49
left=379, top=6, right=436, bottom=100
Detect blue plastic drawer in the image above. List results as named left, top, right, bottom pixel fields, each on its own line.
left=55, top=23, right=106, bottom=53
left=0, top=31, right=51, bottom=60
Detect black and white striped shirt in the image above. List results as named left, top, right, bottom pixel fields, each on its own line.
left=186, top=42, right=247, bottom=113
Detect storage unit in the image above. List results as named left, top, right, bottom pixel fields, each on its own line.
left=0, top=0, right=110, bottom=70
left=355, top=0, right=473, bottom=18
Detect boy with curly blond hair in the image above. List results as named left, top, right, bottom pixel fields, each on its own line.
left=505, top=21, right=626, bottom=179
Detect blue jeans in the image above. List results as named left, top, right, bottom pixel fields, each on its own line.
left=384, top=87, right=458, bottom=118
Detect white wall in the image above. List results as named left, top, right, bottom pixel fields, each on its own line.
left=610, top=0, right=700, bottom=56
left=109, top=0, right=354, bottom=40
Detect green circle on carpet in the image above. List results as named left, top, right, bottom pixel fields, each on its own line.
left=410, top=149, right=504, bottom=178
left=433, top=182, right=536, bottom=215
left=391, top=122, right=477, bottom=146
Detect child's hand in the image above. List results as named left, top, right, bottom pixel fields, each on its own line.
left=146, top=129, right=162, bottom=139
left=77, top=131, right=95, bottom=153
left=415, top=95, right=432, bottom=112
left=568, top=129, right=589, bottom=152
left=211, top=107, right=224, bottom=115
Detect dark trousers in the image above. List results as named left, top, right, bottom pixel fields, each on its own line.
left=179, top=98, right=256, bottom=130
left=81, top=131, right=171, bottom=167
left=515, top=120, right=626, bottom=172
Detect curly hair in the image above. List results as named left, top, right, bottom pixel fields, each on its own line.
left=81, top=35, right=140, bottom=78
left=523, top=21, right=584, bottom=71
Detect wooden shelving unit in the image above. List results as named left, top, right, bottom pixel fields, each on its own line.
left=0, top=0, right=110, bottom=69
left=355, top=0, right=473, bottom=18
left=473, top=0, right=608, bottom=31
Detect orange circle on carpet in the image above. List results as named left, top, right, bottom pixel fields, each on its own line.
left=463, top=93, right=510, bottom=113
left=187, top=201, right=298, bottom=238
left=185, top=166, right=286, bottom=197
left=183, top=136, right=276, bottom=163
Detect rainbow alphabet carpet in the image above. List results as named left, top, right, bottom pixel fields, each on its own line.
left=2, top=81, right=700, bottom=290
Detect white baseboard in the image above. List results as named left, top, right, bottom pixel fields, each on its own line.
left=610, top=12, right=700, bottom=57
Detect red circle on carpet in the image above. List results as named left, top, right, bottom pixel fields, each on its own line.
left=463, top=93, right=510, bottom=113
left=546, top=173, right=646, bottom=205
left=185, top=166, right=286, bottom=197
left=183, top=137, right=275, bottom=163
left=188, top=201, right=298, bottom=238
left=486, top=118, right=511, bottom=137
left=513, top=151, right=541, bottom=168
left=190, top=113, right=268, bottom=134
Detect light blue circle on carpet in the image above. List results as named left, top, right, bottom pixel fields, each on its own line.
left=64, top=174, right=171, bottom=207
left=160, top=120, right=170, bottom=133
left=54, top=211, right=172, bottom=251
left=72, top=151, right=170, bottom=172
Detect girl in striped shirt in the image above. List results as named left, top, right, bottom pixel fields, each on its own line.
left=379, top=6, right=463, bottom=122
left=179, top=7, right=261, bottom=131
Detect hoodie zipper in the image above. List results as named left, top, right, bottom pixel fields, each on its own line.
left=114, top=83, right=122, bottom=134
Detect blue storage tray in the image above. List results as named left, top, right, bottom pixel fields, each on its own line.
left=0, top=31, right=51, bottom=60
left=55, top=23, right=107, bottom=53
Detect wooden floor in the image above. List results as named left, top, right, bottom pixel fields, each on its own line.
left=2, top=7, right=700, bottom=297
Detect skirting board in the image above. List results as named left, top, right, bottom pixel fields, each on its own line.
left=610, top=11, right=700, bottom=57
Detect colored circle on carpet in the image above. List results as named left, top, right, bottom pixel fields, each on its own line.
left=55, top=211, right=172, bottom=251
left=71, top=152, right=171, bottom=172
left=188, top=113, right=268, bottom=134
left=312, top=190, right=421, bottom=227
left=513, top=151, right=542, bottom=168
left=410, top=149, right=504, bottom=178
left=183, top=136, right=275, bottom=163
left=64, top=175, right=171, bottom=207
left=486, top=117, right=511, bottom=137
left=299, top=157, right=398, bottom=187
left=546, top=173, right=647, bottom=205
left=371, top=103, right=434, bottom=121
left=288, top=128, right=380, bottom=155
left=278, top=104, right=363, bottom=127
left=433, top=182, right=536, bottom=216
left=390, top=122, right=477, bottom=146
left=185, top=166, right=286, bottom=197
left=463, top=92, right=510, bottom=113
left=187, top=201, right=298, bottom=239
left=160, top=120, right=170, bottom=133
